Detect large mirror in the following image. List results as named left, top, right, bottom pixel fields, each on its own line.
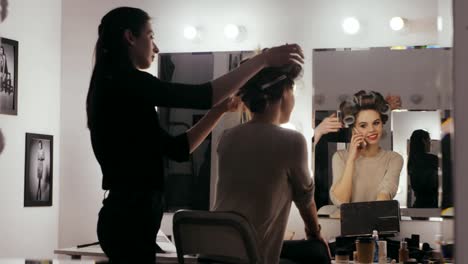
left=312, top=47, right=453, bottom=215
left=156, top=47, right=454, bottom=219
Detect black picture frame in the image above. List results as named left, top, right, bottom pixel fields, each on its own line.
left=0, top=37, right=19, bottom=115
left=24, top=133, right=53, bottom=207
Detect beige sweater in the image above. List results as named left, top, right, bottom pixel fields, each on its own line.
left=330, top=149, right=403, bottom=205
left=213, top=122, right=314, bottom=264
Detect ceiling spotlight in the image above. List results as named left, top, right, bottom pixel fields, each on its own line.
left=183, top=25, right=199, bottom=40
left=389, top=17, right=406, bottom=31
left=224, top=24, right=240, bottom=40
left=342, top=17, right=360, bottom=35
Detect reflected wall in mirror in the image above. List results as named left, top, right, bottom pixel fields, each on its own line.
left=157, top=51, right=254, bottom=212
left=312, top=47, right=453, bottom=212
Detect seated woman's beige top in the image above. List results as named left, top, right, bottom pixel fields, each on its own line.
left=213, top=122, right=314, bottom=264
left=330, top=149, right=403, bottom=205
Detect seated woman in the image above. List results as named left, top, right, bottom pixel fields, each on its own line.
left=408, top=129, right=439, bottom=208
left=330, top=90, right=403, bottom=205
left=213, top=61, right=330, bottom=264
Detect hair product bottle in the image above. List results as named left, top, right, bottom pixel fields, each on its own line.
left=399, top=240, right=409, bottom=263
left=378, top=240, right=387, bottom=264
left=372, top=230, right=379, bottom=262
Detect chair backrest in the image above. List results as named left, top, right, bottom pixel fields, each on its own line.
left=173, top=210, right=261, bottom=264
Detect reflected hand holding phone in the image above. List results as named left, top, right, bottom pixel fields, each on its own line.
left=353, top=127, right=368, bottom=149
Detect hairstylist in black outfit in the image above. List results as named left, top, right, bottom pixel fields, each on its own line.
left=86, top=6, right=304, bottom=264
left=408, top=129, right=439, bottom=208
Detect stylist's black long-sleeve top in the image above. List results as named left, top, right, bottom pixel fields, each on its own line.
left=88, top=68, right=212, bottom=192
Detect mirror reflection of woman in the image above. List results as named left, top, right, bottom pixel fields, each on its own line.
left=408, top=129, right=439, bottom=208
left=330, top=91, right=403, bottom=205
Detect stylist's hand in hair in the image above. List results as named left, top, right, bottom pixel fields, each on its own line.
left=313, top=113, right=343, bottom=146
left=214, top=96, right=244, bottom=113
left=315, top=113, right=342, bottom=139
left=262, top=44, right=304, bottom=67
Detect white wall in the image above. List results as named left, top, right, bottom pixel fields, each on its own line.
left=59, top=0, right=447, bottom=248
left=0, top=0, right=62, bottom=259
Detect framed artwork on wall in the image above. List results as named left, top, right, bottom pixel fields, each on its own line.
left=24, top=133, right=53, bottom=207
left=0, top=37, right=18, bottom=115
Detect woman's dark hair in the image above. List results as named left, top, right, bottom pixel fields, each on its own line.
left=237, top=60, right=302, bottom=113
left=94, top=7, right=150, bottom=70
left=339, top=90, right=390, bottom=127
left=408, top=129, right=430, bottom=169
left=86, top=7, right=150, bottom=129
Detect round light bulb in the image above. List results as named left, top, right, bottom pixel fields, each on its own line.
left=437, top=16, right=443, bottom=32
left=183, top=26, right=198, bottom=40
left=224, top=24, right=240, bottom=40
left=390, top=17, right=406, bottom=31
left=342, top=17, right=360, bottom=35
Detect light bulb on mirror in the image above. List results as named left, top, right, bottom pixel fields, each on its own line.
left=183, top=25, right=199, bottom=40
left=224, top=24, right=240, bottom=40
left=437, top=16, right=443, bottom=32
left=342, top=17, right=360, bottom=35
left=389, top=17, right=406, bottom=31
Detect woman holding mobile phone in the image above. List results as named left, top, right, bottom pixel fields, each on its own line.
left=329, top=90, right=403, bottom=205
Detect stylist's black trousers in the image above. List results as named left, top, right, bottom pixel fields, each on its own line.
left=97, top=190, right=164, bottom=264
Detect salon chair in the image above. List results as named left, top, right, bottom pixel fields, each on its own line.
left=173, top=210, right=261, bottom=264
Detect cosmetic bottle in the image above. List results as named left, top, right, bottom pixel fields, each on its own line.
left=378, top=240, right=387, bottom=264
left=399, top=240, right=409, bottom=263
left=372, top=230, right=379, bottom=262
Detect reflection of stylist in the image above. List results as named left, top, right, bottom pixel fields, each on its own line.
left=408, top=130, right=438, bottom=208
left=36, top=140, right=45, bottom=200
left=330, top=91, right=403, bottom=205
left=313, top=113, right=342, bottom=147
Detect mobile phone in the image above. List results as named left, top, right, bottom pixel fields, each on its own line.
left=357, top=141, right=367, bottom=149
left=353, top=127, right=367, bottom=149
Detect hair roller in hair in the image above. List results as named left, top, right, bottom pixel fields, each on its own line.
left=343, top=115, right=355, bottom=128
